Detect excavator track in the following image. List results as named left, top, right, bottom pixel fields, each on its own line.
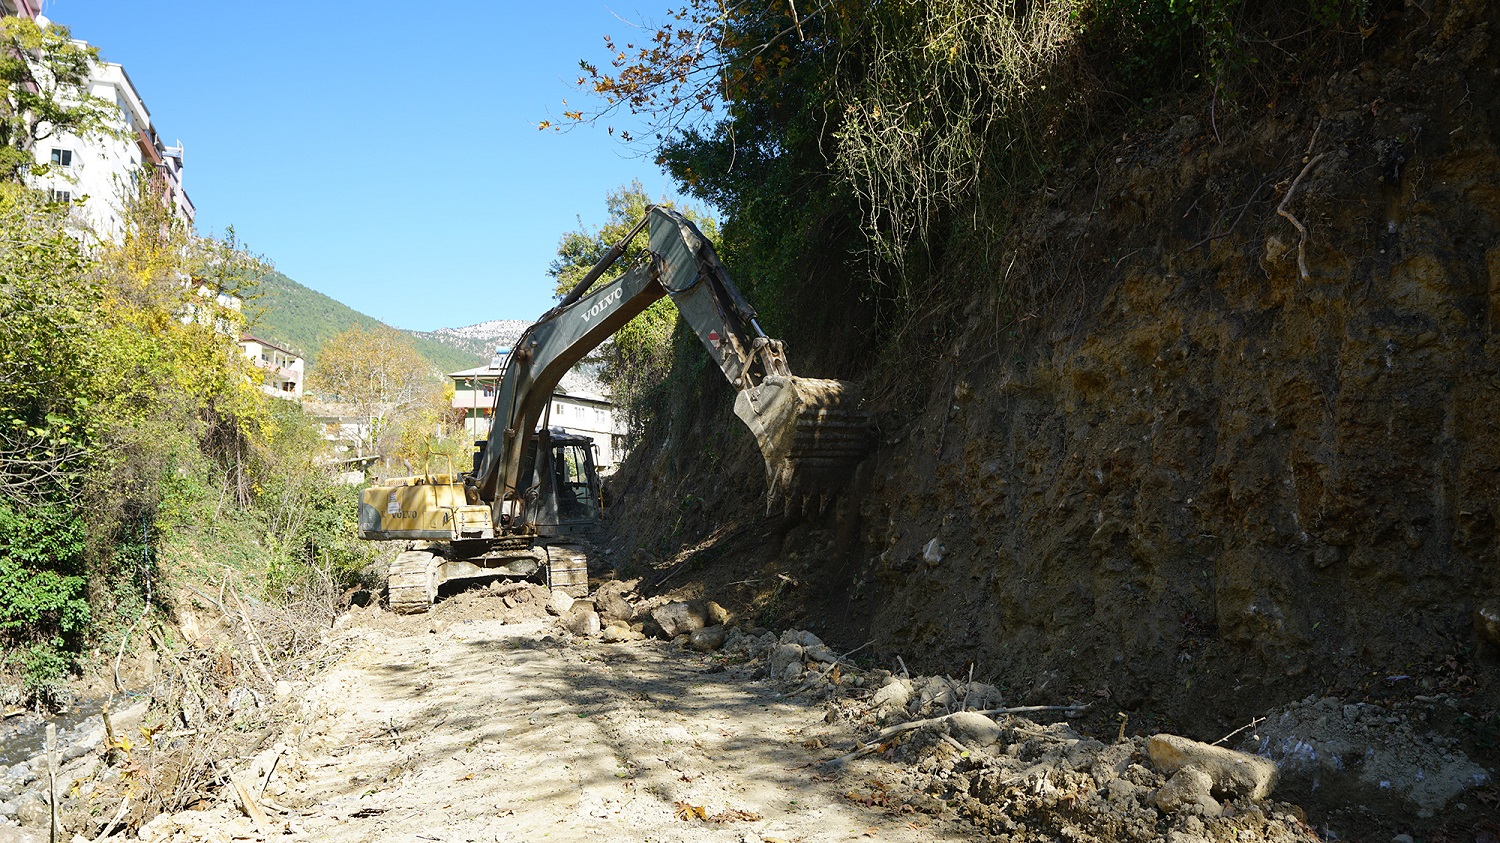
left=387, top=549, right=443, bottom=614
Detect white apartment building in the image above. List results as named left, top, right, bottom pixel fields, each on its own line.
left=451, top=356, right=627, bottom=473
left=239, top=336, right=305, bottom=400
left=25, top=18, right=193, bottom=241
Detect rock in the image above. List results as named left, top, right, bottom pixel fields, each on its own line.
left=873, top=678, right=913, bottom=715
left=651, top=601, right=713, bottom=637
left=548, top=589, right=575, bottom=616
left=275, top=679, right=294, bottom=701
left=1476, top=602, right=1500, bottom=652
left=945, top=711, right=1002, bottom=747
left=13, top=793, right=45, bottom=829
left=601, top=626, right=644, bottom=643
left=0, top=828, right=46, bottom=842
left=1153, top=767, right=1222, bottom=817
left=804, top=644, right=839, bottom=663
left=562, top=606, right=601, bottom=637
left=922, top=537, right=944, bottom=565
left=964, top=681, right=1005, bottom=710
left=770, top=643, right=804, bottom=679
left=706, top=601, right=731, bottom=626
left=916, top=676, right=956, bottom=713
left=1149, top=734, right=1278, bottom=801
left=689, top=625, right=728, bottom=652
left=1392, top=835, right=1415, bottom=843
left=785, top=629, right=823, bottom=649
left=594, top=582, right=634, bottom=622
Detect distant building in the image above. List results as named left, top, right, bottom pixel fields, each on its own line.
left=0, top=1, right=39, bottom=19
left=24, top=18, right=193, bottom=241
left=450, top=348, right=628, bottom=472
left=239, top=336, right=304, bottom=400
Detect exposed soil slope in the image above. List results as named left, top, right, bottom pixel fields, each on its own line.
left=601, top=0, right=1500, bottom=835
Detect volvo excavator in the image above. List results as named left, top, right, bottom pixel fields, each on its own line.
left=356, top=206, right=868, bottom=613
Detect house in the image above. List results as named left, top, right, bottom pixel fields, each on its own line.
left=239, top=336, right=304, bottom=400
left=23, top=18, right=193, bottom=241
left=450, top=349, right=628, bottom=473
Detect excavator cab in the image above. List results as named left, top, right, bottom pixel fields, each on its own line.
left=531, top=429, right=602, bottom=536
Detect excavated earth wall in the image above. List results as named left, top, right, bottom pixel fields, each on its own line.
left=852, top=0, right=1500, bottom=722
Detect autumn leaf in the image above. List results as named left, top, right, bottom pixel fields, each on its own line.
left=673, top=800, right=708, bottom=820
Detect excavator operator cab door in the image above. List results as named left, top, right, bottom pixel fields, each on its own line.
left=533, top=432, right=602, bottom=536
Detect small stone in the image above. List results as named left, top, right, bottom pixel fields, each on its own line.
left=274, top=680, right=293, bottom=701
left=1392, top=834, right=1415, bottom=843
left=600, top=626, right=643, bottom=643
left=1153, top=767, right=1222, bottom=817
left=562, top=606, right=601, bottom=637
left=1476, top=602, right=1500, bottom=651
left=922, top=538, right=944, bottom=565
left=689, top=625, right=728, bottom=652
left=804, top=644, right=838, bottom=663
left=1149, top=733, right=1278, bottom=801
left=945, top=711, right=1001, bottom=747
left=873, top=678, right=913, bottom=715
left=770, top=643, right=803, bottom=678
left=13, top=793, right=46, bottom=829
left=706, top=601, right=731, bottom=626
left=548, top=589, right=575, bottom=616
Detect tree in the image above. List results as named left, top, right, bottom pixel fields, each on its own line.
left=547, top=182, right=718, bottom=439
left=0, top=183, right=99, bottom=506
left=0, top=17, right=119, bottom=183
left=307, top=325, right=440, bottom=459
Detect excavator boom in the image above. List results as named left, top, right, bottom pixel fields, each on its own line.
left=473, top=205, right=866, bottom=513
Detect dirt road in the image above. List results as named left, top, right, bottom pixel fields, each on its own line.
left=141, top=601, right=968, bottom=842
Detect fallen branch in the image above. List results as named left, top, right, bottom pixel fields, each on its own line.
left=1277, top=152, right=1329, bottom=281
left=1213, top=715, right=1265, bottom=746
left=860, top=705, right=1090, bottom=747
left=822, top=704, right=1090, bottom=767
left=91, top=796, right=131, bottom=842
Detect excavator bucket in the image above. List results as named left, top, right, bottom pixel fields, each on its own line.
left=734, top=376, right=870, bottom=513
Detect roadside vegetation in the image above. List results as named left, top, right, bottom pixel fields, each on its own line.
left=564, top=0, right=1379, bottom=330
left=0, top=18, right=397, bottom=704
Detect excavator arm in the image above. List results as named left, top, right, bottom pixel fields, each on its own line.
left=471, top=205, right=865, bottom=514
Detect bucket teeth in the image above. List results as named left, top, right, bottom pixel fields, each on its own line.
left=733, top=376, right=871, bottom=512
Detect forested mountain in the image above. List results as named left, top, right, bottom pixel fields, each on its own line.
left=247, top=271, right=486, bottom=374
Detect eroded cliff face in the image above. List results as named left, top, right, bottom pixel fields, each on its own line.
left=857, top=0, right=1500, bottom=720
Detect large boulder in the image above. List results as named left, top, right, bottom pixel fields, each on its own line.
left=649, top=600, right=712, bottom=638
left=945, top=711, right=1002, bottom=747
left=1148, top=734, right=1277, bottom=801
left=594, top=581, right=635, bottom=623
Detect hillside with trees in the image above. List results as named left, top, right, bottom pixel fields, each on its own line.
left=250, top=271, right=483, bottom=374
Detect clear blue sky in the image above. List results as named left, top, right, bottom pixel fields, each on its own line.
left=46, top=0, right=683, bottom=331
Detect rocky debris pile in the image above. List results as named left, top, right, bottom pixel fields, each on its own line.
left=709, top=624, right=1312, bottom=842
left=553, top=582, right=1312, bottom=842
left=431, top=581, right=553, bottom=625
left=1244, top=695, right=1491, bottom=820
left=0, top=701, right=149, bottom=836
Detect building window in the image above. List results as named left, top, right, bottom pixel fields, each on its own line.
left=482, top=383, right=495, bottom=397
left=48, top=189, right=72, bottom=203
left=50, top=149, right=72, bottom=167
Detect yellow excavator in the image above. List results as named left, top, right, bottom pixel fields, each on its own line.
left=356, top=207, right=868, bottom=613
